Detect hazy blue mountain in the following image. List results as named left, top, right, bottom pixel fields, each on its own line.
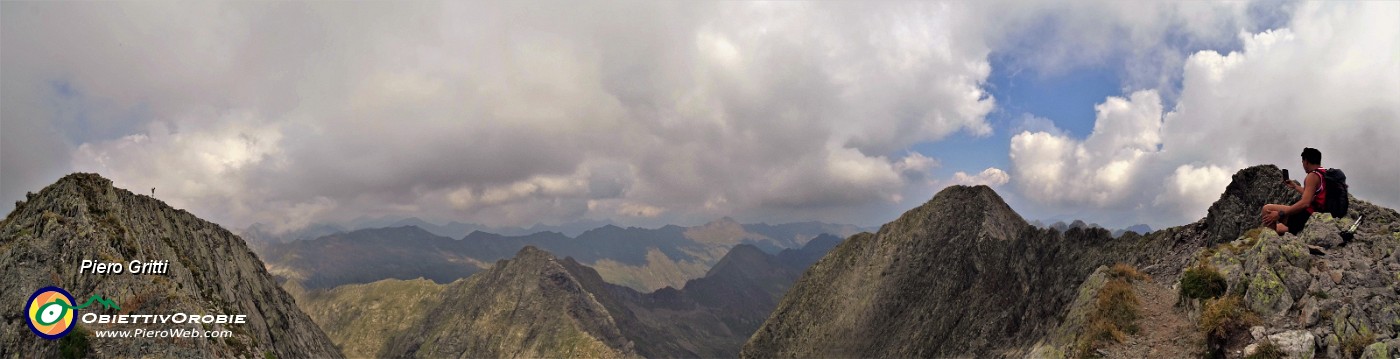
left=259, top=218, right=862, bottom=291
left=261, top=226, right=486, bottom=289
left=1111, top=223, right=1153, bottom=237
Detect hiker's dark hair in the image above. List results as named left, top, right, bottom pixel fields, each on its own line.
left=1301, top=147, right=1322, bottom=165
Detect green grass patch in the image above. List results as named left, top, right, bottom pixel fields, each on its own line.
left=1180, top=263, right=1228, bottom=300
left=1339, top=329, right=1376, bottom=359
left=1075, top=273, right=1142, bottom=358
left=1245, top=339, right=1286, bottom=359
left=1108, top=263, right=1149, bottom=282
left=1199, top=295, right=1258, bottom=357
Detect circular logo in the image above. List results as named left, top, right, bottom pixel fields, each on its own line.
left=26, top=286, right=76, bottom=340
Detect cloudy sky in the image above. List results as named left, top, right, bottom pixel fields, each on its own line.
left=2, top=1, right=1397, bottom=233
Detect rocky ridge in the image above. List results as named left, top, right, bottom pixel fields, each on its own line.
left=1028, top=166, right=1400, bottom=358
left=0, top=173, right=341, bottom=358
left=743, top=165, right=1400, bottom=358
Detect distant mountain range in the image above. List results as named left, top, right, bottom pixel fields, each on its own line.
left=354, top=235, right=840, bottom=358
left=259, top=226, right=489, bottom=290
left=242, top=215, right=866, bottom=244
left=238, top=217, right=620, bottom=246
left=1027, top=219, right=1152, bottom=237
left=256, top=218, right=864, bottom=291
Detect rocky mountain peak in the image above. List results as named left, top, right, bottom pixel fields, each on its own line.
left=693, top=216, right=745, bottom=234
left=512, top=245, right=559, bottom=263
left=685, top=216, right=767, bottom=247
left=1, top=173, right=342, bottom=357
left=703, top=244, right=778, bottom=279
left=886, top=184, right=1026, bottom=243
left=375, top=225, right=436, bottom=237
left=803, top=233, right=842, bottom=248
left=384, top=246, right=638, bottom=358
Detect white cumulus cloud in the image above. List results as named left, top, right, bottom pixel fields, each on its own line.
left=1010, top=90, right=1164, bottom=206
left=1009, top=2, right=1400, bottom=228
left=949, top=168, right=1011, bottom=188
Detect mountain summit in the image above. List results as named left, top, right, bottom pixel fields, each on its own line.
left=0, top=173, right=341, bottom=357
left=742, top=185, right=1155, bottom=357
left=384, top=246, right=639, bottom=358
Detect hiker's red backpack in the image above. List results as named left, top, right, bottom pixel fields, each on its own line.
left=1309, top=168, right=1350, bottom=218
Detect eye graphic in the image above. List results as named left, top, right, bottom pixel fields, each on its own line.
left=38, top=300, right=68, bottom=326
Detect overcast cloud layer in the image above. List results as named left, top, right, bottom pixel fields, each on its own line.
left=3, top=1, right=1396, bottom=232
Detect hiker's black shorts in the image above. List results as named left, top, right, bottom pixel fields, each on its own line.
left=1285, top=211, right=1309, bottom=235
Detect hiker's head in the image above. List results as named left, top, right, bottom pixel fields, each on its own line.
left=1300, top=147, right=1322, bottom=171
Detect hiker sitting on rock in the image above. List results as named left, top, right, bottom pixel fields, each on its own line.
left=1259, top=147, right=1327, bottom=236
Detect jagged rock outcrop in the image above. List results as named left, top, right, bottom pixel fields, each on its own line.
left=1010, top=165, right=1399, bottom=358
left=1164, top=165, right=1400, bottom=358
left=742, top=185, right=1168, bottom=358
left=1186, top=203, right=1400, bottom=358
left=0, top=173, right=342, bottom=358
left=1203, top=164, right=1299, bottom=245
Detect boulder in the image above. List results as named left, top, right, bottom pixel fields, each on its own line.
left=1300, top=213, right=1346, bottom=248
left=1268, top=330, right=1316, bottom=359
left=1361, top=342, right=1391, bottom=359
left=1246, top=268, right=1294, bottom=320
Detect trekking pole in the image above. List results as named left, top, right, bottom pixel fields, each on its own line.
left=1339, top=214, right=1363, bottom=243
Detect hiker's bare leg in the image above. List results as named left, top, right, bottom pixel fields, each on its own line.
left=1274, top=223, right=1289, bottom=236
left=1260, top=204, right=1289, bottom=228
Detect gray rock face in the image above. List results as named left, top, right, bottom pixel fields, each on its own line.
left=1203, top=164, right=1299, bottom=245
left=741, top=185, right=1166, bottom=358
left=0, top=173, right=342, bottom=358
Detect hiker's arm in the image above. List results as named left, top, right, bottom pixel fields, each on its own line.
left=1286, top=180, right=1303, bottom=195
left=1284, top=172, right=1319, bottom=216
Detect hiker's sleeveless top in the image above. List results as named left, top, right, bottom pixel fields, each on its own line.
left=1308, top=168, right=1328, bottom=214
